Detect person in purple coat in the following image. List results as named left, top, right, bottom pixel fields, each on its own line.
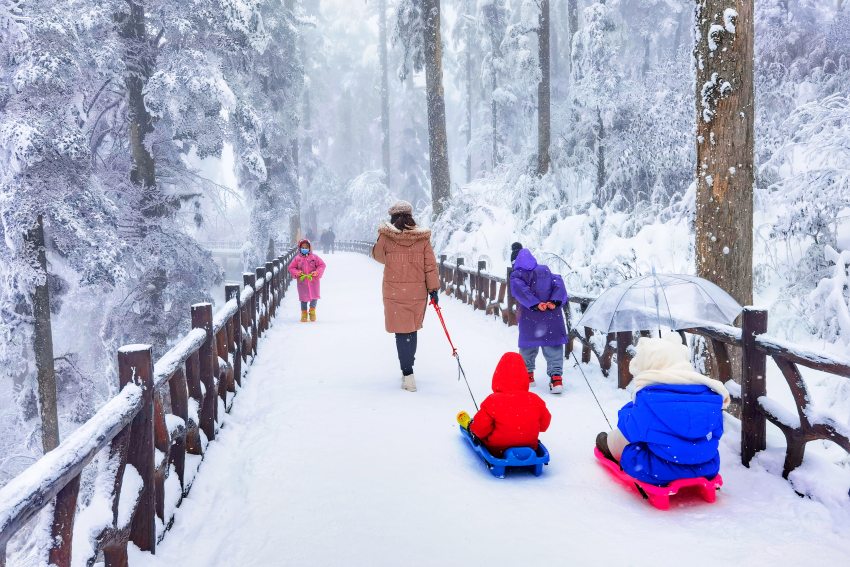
left=509, top=243, right=568, bottom=394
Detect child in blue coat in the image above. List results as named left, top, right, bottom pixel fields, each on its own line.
left=596, top=333, right=730, bottom=485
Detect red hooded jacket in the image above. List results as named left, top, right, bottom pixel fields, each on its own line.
left=469, top=353, right=552, bottom=456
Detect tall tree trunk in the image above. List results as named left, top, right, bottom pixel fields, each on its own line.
left=465, top=31, right=473, bottom=183
left=567, top=0, right=579, bottom=82
left=537, top=0, right=551, bottom=176
left=694, top=1, right=754, bottom=306
left=379, top=0, right=391, bottom=187
left=25, top=216, right=59, bottom=453
left=481, top=4, right=503, bottom=169
left=286, top=0, right=301, bottom=243
left=422, top=0, right=451, bottom=216
left=550, top=1, right=559, bottom=94
left=291, top=138, right=301, bottom=243
left=119, top=1, right=156, bottom=208
left=303, top=86, right=313, bottom=182
left=641, top=35, right=651, bottom=77
left=491, top=79, right=499, bottom=168
left=119, top=1, right=171, bottom=351
left=595, top=107, right=605, bottom=207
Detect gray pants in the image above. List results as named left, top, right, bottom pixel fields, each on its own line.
left=519, top=345, right=564, bottom=378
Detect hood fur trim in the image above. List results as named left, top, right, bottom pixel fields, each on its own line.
left=378, top=222, right=432, bottom=241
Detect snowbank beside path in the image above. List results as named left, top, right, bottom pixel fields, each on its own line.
left=134, top=253, right=850, bottom=567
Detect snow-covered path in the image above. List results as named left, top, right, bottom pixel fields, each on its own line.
left=135, top=253, right=849, bottom=567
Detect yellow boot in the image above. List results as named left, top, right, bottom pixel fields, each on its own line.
left=309, top=307, right=317, bottom=322
left=456, top=411, right=471, bottom=429
left=300, top=310, right=308, bottom=322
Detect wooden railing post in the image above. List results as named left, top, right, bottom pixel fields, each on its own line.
left=226, top=284, right=242, bottom=387
left=265, top=261, right=275, bottom=317
left=243, top=273, right=258, bottom=355
left=273, top=259, right=282, bottom=306
left=168, top=368, right=189, bottom=484
left=505, top=267, right=517, bottom=326
left=191, top=303, right=216, bottom=442
left=741, top=307, right=768, bottom=467
left=117, top=345, right=156, bottom=553
left=455, top=258, right=465, bottom=302
left=476, top=260, right=486, bottom=310
left=256, top=267, right=267, bottom=334
left=439, top=254, right=447, bottom=291
left=254, top=268, right=265, bottom=335
left=48, top=475, right=81, bottom=567
left=616, top=331, right=633, bottom=388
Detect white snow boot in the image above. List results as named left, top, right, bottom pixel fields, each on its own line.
left=401, top=373, right=417, bottom=392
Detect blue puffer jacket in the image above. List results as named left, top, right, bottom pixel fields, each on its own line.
left=618, top=384, right=724, bottom=485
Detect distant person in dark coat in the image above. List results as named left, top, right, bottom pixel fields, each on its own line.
left=326, top=228, right=336, bottom=254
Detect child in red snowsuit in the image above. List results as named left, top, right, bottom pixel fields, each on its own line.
left=469, top=352, right=552, bottom=456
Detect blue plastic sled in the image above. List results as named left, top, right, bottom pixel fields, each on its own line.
left=459, top=426, right=550, bottom=479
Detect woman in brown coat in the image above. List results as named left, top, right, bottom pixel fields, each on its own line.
left=372, top=201, right=440, bottom=392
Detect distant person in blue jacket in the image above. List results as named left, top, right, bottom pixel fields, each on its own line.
left=596, top=333, right=731, bottom=485
left=509, top=243, right=568, bottom=394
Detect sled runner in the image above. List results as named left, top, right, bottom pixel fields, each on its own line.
left=457, top=412, right=549, bottom=479
left=593, top=447, right=723, bottom=510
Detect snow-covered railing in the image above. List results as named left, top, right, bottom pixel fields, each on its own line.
left=433, top=254, right=850, bottom=489
left=336, top=240, right=374, bottom=255
left=0, top=248, right=297, bottom=567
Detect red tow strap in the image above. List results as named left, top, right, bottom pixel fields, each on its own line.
left=430, top=298, right=479, bottom=411
left=430, top=299, right=458, bottom=357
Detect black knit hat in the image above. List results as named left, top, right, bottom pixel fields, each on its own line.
left=510, top=242, right=523, bottom=263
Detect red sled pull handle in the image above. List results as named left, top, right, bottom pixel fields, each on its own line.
left=430, top=298, right=458, bottom=357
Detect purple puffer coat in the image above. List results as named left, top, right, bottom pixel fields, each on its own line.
left=510, top=249, right=568, bottom=349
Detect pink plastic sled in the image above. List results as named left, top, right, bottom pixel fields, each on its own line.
left=593, top=447, right=723, bottom=510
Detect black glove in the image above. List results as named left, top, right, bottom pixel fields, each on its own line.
left=552, top=300, right=562, bottom=307
left=429, top=290, right=439, bottom=305
left=530, top=304, right=539, bottom=312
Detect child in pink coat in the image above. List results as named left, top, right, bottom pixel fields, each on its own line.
left=287, top=239, right=326, bottom=322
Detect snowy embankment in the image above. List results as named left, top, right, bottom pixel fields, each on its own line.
left=134, top=253, right=849, bottom=567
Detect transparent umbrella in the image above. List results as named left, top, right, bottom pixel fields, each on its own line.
left=577, top=271, right=743, bottom=334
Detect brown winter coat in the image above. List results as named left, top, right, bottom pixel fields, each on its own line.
left=372, top=223, right=440, bottom=334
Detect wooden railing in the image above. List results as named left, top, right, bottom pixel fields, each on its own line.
left=434, top=254, right=850, bottom=484
left=336, top=240, right=374, bottom=255
left=0, top=249, right=297, bottom=566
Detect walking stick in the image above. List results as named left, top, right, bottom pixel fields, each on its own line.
left=430, top=299, right=479, bottom=411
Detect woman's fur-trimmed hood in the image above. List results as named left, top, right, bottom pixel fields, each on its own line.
left=377, top=222, right=432, bottom=245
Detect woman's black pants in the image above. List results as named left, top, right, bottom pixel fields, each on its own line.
left=395, top=332, right=418, bottom=376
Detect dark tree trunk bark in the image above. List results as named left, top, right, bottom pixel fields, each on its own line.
left=567, top=0, right=579, bottom=82
left=537, top=0, right=551, bottom=176
left=25, top=215, right=59, bottom=453
left=422, top=0, right=451, bottom=216
left=465, top=30, right=473, bottom=183
left=595, top=107, right=605, bottom=207
left=551, top=1, right=559, bottom=93
left=302, top=86, right=313, bottom=183
left=379, top=0, right=391, bottom=187
left=694, top=0, right=754, bottom=306
left=491, top=79, right=499, bottom=168
left=119, top=0, right=156, bottom=210
left=291, top=138, right=301, bottom=243
left=286, top=0, right=301, bottom=243
left=482, top=4, right=502, bottom=169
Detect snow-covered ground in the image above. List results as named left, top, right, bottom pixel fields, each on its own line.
left=133, top=253, right=850, bottom=567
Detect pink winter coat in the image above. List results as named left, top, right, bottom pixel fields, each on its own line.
left=288, top=247, right=326, bottom=302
